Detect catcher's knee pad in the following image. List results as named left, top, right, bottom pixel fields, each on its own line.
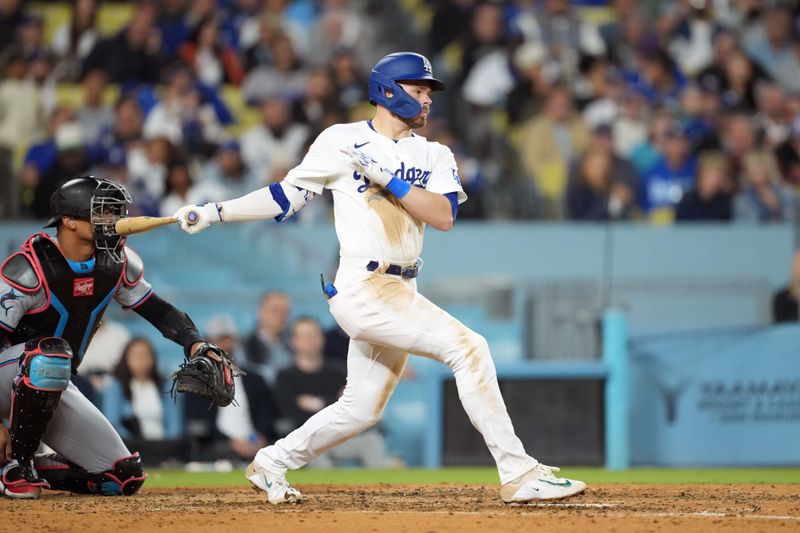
left=91, top=453, right=147, bottom=496
left=10, top=337, right=73, bottom=462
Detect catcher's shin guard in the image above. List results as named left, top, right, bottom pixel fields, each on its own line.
left=39, top=453, right=147, bottom=496
left=10, top=337, right=73, bottom=463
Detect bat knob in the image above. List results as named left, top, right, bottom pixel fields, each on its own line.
left=187, top=211, right=199, bottom=225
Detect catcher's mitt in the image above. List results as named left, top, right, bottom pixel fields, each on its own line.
left=171, top=342, right=243, bottom=407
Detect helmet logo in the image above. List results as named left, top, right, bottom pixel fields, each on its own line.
left=422, top=57, right=432, bottom=75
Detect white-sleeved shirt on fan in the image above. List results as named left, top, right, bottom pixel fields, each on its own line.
left=284, top=121, right=466, bottom=264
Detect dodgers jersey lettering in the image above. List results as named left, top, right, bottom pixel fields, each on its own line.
left=284, top=121, right=466, bottom=264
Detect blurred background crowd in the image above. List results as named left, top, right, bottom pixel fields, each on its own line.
left=1, top=0, right=799, bottom=469
left=0, top=0, right=798, bottom=225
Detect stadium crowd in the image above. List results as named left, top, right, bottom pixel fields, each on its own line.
left=0, top=0, right=798, bottom=224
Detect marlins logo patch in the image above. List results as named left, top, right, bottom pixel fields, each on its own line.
left=1, top=289, right=20, bottom=313
left=73, top=277, right=94, bottom=297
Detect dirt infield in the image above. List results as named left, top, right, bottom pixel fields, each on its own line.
left=1, top=484, right=798, bottom=532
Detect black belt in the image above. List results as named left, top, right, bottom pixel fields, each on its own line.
left=366, top=261, right=419, bottom=279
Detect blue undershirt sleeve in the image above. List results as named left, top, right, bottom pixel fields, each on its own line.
left=444, top=192, right=459, bottom=222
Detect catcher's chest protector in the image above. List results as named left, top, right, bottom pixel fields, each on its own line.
left=12, top=234, right=123, bottom=371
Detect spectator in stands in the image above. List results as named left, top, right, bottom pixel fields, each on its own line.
left=721, top=113, right=758, bottom=180
left=292, top=67, right=343, bottom=131
left=310, top=0, right=364, bottom=66
left=126, top=136, right=174, bottom=215
left=224, top=0, right=265, bottom=53
left=775, top=116, right=800, bottom=186
left=734, top=150, right=794, bottom=224
left=755, top=82, right=793, bottom=149
left=276, top=317, right=396, bottom=468
left=17, top=12, right=48, bottom=62
left=242, top=32, right=307, bottom=105
left=157, top=0, right=190, bottom=58
left=90, top=94, right=144, bottom=166
left=663, top=0, right=720, bottom=77
left=19, top=106, right=74, bottom=205
left=32, top=122, right=91, bottom=218
left=0, top=0, right=24, bottom=56
left=242, top=291, right=293, bottom=385
left=143, top=67, right=223, bottom=154
left=639, top=122, right=697, bottom=221
left=675, top=151, right=733, bottom=222
left=696, top=30, right=742, bottom=97
left=76, top=68, right=113, bottom=146
left=198, top=139, right=257, bottom=197
left=243, top=11, right=281, bottom=72
left=773, top=250, right=800, bottom=323
left=613, top=89, right=649, bottom=158
left=159, top=157, right=224, bottom=216
left=505, top=41, right=553, bottom=125
left=244, top=3, right=310, bottom=69
left=104, top=337, right=181, bottom=441
left=329, top=46, right=367, bottom=110
left=678, top=83, right=717, bottom=152
left=240, top=95, right=308, bottom=183
left=566, top=147, right=636, bottom=221
left=515, top=0, right=605, bottom=77
left=625, top=47, right=686, bottom=109
left=578, top=56, right=625, bottom=127
left=184, top=314, right=279, bottom=463
left=457, top=2, right=506, bottom=88
left=723, top=49, right=770, bottom=112
left=518, top=84, right=590, bottom=218
left=743, top=4, right=796, bottom=88
left=600, top=5, right=656, bottom=73
left=83, top=1, right=162, bottom=85
left=428, top=0, right=472, bottom=55
left=179, top=15, right=245, bottom=88
left=0, top=47, right=45, bottom=217
left=52, top=0, right=99, bottom=82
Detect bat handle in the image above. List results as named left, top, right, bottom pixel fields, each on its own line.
left=187, top=211, right=199, bottom=225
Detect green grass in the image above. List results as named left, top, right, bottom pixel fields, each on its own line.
left=144, top=467, right=800, bottom=488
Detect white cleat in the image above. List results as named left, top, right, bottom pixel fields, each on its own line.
left=500, top=463, right=587, bottom=503
left=246, top=461, right=302, bottom=505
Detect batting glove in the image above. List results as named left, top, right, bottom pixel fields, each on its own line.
left=340, top=147, right=395, bottom=188
left=174, top=203, right=221, bottom=234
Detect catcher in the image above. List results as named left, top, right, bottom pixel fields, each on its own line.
left=0, top=176, right=235, bottom=499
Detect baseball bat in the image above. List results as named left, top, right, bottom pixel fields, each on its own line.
left=115, top=212, right=198, bottom=236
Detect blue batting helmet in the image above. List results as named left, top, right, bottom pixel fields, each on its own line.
left=368, top=52, right=445, bottom=119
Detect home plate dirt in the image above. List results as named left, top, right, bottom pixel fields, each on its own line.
left=1, top=484, right=797, bottom=532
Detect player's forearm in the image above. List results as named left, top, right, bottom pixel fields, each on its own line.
left=398, top=187, right=454, bottom=231
left=133, top=293, right=203, bottom=357
left=217, top=182, right=310, bottom=223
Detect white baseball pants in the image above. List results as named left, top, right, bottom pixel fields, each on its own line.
left=255, top=258, right=537, bottom=484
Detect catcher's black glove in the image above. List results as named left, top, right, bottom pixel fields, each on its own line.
left=171, top=342, right=243, bottom=407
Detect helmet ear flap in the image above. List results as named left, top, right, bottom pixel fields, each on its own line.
left=369, top=76, right=422, bottom=119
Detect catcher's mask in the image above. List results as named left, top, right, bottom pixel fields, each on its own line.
left=44, top=176, right=132, bottom=263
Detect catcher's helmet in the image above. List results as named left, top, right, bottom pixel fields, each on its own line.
left=368, top=52, right=445, bottom=119
left=44, top=176, right=132, bottom=262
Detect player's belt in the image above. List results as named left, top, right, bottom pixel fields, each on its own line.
left=366, top=261, right=419, bottom=279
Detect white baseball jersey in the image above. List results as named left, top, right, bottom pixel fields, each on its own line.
left=256, top=123, right=539, bottom=486
left=284, top=121, right=467, bottom=264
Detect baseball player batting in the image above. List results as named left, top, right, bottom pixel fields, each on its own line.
left=0, top=176, right=224, bottom=498
left=174, top=52, right=587, bottom=504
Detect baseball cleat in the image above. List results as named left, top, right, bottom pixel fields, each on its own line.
left=500, top=463, right=586, bottom=503
left=0, top=459, right=50, bottom=499
left=246, top=461, right=302, bottom=505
